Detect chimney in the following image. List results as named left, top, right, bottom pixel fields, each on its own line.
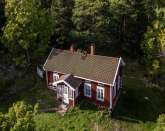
left=90, top=43, right=95, bottom=55
left=70, top=44, right=74, bottom=53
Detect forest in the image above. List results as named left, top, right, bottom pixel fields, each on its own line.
left=0, top=0, right=165, bottom=130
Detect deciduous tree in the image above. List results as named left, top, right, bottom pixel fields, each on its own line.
left=72, top=0, right=111, bottom=47
left=141, top=8, right=165, bottom=65
left=51, top=0, right=74, bottom=46
left=2, top=0, right=53, bottom=66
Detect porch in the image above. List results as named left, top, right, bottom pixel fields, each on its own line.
left=51, top=74, right=82, bottom=107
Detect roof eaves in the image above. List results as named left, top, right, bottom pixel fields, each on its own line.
left=112, top=57, right=121, bottom=86
left=43, top=48, right=54, bottom=71
left=53, top=79, right=76, bottom=90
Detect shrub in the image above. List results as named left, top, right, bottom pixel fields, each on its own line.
left=0, top=101, right=38, bottom=131
left=154, top=114, right=165, bottom=131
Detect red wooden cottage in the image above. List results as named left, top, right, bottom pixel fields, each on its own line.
left=43, top=44, right=125, bottom=112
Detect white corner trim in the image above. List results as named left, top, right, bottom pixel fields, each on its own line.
left=43, top=48, right=54, bottom=71
left=112, top=57, right=121, bottom=86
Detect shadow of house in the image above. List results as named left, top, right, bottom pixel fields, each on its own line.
left=76, top=100, right=99, bottom=112
left=112, top=77, right=165, bottom=123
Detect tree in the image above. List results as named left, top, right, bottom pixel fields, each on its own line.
left=72, top=0, right=111, bottom=48
left=154, top=114, right=165, bottom=131
left=0, top=0, right=5, bottom=52
left=141, top=8, right=165, bottom=65
left=2, top=0, right=53, bottom=66
left=51, top=0, right=74, bottom=46
left=0, top=101, right=38, bottom=131
left=0, top=0, right=5, bottom=35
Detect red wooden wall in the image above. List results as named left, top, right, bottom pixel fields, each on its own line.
left=46, top=71, right=112, bottom=108
left=82, top=81, right=110, bottom=107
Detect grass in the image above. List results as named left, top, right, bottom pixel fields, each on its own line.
left=17, top=77, right=59, bottom=109
left=33, top=60, right=165, bottom=131
left=114, top=77, right=165, bottom=122
left=33, top=75, right=165, bottom=131
left=35, top=101, right=110, bottom=131
left=0, top=70, right=59, bottom=113
left=0, top=61, right=165, bottom=130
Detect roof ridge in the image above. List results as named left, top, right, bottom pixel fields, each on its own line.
left=44, top=48, right=124, bottom=85
left=54, top=48, right=120, bottom=59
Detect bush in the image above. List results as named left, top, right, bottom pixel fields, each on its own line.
left=0, top=101, right=38, bottom=131
left=154, top=114, right=165, bottom=131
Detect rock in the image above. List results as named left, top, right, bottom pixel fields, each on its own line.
left=144, top=96, right=149, bottom=100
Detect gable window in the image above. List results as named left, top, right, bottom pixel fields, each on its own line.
left=84, top=83, right=91, bottom=97
left=97, top=86, right=104, bottom=101
left=53, top=73, right=59, bottom=81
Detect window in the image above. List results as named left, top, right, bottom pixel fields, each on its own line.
left=68, top=89, right=73, bottom=98
left=97, top=86, right=104, bottom=101
left=84, top=83, right=91, bottom=97
left=63, top=86, right=67, bottom=94
left=53, top=73, right=59, bottom=81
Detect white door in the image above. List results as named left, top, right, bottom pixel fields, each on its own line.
left=63, top=85, right=69, bottom=104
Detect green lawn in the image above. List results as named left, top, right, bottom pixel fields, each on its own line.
left=0, top=62, right=165, bottom=131
left=33, top=75, right=165, bottom=131
left=0, top=70, right=59, bottom=113
left=35, top=101, right=111, bottom=131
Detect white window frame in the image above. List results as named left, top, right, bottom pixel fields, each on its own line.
left=53, top=73, right=59, bottom=82
left=97, top=86, right=104, bottom=102
left=84, top=83, right=91, bottom=98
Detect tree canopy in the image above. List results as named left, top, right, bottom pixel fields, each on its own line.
left=0, top=0, right=164, bottom=67
left=2, top=0, right=53, bottom=66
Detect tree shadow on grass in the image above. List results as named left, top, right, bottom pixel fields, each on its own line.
left=112, top=80, right=165, bottom=123
left=77, top=100, right=99, bottom=111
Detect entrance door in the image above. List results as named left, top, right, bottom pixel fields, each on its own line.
left=63, top=85, right=69, bottom=104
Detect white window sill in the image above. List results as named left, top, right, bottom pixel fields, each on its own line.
left=97, top=98, right=104, bottom=102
